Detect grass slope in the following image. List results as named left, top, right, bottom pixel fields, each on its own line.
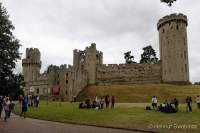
left=77, top=84, right=200, bottom=103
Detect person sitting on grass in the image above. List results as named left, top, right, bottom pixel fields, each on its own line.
left=85, top=99, right=91, bottom=108
left=20, top=96, right=28, bottom=118
left=196, top=96, right=200, bottom=109
left=79, top=101, right=87, bottom=109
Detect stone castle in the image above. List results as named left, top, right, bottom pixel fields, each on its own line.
left=22, top=13, right=190, bottom=100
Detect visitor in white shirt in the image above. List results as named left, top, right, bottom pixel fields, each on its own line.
left=151, top=96, right=158, bottom=110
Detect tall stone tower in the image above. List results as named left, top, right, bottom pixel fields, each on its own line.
left=85, top=43, right=98, bottom=85
left=157, top=13, right=189, bottom=83
left=22, top=48, right=41, bottom=82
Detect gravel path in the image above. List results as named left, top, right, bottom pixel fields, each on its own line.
left=0, top=114, right=142, bottom=133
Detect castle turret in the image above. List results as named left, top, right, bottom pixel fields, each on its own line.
left=85, top=43, right=98, bottom=85
left=22, top=48, right=41, bottom=82
left=157, top=13, right=189, bottom=83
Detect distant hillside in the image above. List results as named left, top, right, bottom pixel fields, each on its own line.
left=77, top=84, right=200, bottom=103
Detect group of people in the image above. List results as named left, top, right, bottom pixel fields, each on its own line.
left=0, top=96, right=15, bottom=122
left=150, top=95, right=200, bottom=113
left=18, top=95, right=40, bottom=118
left=19, top=95, right=40, bottom=108
left=79, top=95, right=115, bottom=110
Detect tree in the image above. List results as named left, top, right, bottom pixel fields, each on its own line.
left=0, top=2, right=22, bottom=98
left=140, top=45, right=158, bottom=64
left=161, top=0, right=177, bottom=7
left=124, top=51, right=136, bottom=64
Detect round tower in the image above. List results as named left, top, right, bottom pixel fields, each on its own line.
left=22, top=48, right=41, bottom=82
left=157, top=13, right=189, bottom=83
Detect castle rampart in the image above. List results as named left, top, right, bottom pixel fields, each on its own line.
left=97, top=62, right=162, bottom=85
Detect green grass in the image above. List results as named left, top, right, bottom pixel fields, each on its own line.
left=77, top=84, right=200, bottom=103
left=15, top=101, right=200, bottom=133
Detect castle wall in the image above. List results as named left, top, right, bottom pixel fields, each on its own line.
left=72, top=68, right=88, bottom=99
left=96, top=62, right=162, bottom=85
left=24, top=80, right=48, bottom=96
left=58, top=65, right=68, bottom=101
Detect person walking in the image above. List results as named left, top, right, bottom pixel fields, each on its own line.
left=111, top=96, right=115, bottom=109
left=196, top=96, right=200, bottom=109
left=0, top=96, right=3, bottom=118
left=3, top=97, right=11, bottom=122
left=186, top=96, right=192, bottom=112
left=20, top=96, right=28, bottom=118
left=8, top=97, right=12, bottom=118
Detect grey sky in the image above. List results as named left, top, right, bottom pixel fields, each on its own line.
left=1, top=0, right=200, bottom=82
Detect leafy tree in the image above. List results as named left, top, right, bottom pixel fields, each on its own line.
left=124, top=51, right=136, bottom=64
left=161, top=0, right=177, bottom=7
left=0, top=2, right=23, bottom=98
left=140, top=45, right=158, bottom=64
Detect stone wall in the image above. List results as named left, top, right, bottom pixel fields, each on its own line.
left=96, top=62, right=162, bottom=85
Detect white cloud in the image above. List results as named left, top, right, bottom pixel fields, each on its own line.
left=1, top=0, right=200, bottom=82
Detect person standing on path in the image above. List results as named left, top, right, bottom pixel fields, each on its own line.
left=0, top=96, right=3, bottom=118
left=3, top=97, right=11, bottom=122
left=20, top=96, right=28, bottom=118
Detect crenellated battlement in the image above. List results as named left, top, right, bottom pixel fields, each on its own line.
left=98, top=62, right=161, bottom=71
left=60, top=64, right=67, bottom=70
left=47, top=65, right=60, bottom=73
left=85, top=43, right=96, bottom=50
left=157, top=13, right=188, bottom=30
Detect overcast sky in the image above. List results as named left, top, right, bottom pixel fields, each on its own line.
left=1, top=0, right=200, bottom=82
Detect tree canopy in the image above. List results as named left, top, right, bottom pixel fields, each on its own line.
left=161, top=0, right=177, bottom=7
left=0, top=2, right=23, bottom=98
left=140, top=45, right=158, bottom=64
left=124, top=51, right=136, bottom=64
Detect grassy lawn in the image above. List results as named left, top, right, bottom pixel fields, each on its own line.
left=15, top=101, right=200, bottom=133
left=77, top=84, right=200, bottom=103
